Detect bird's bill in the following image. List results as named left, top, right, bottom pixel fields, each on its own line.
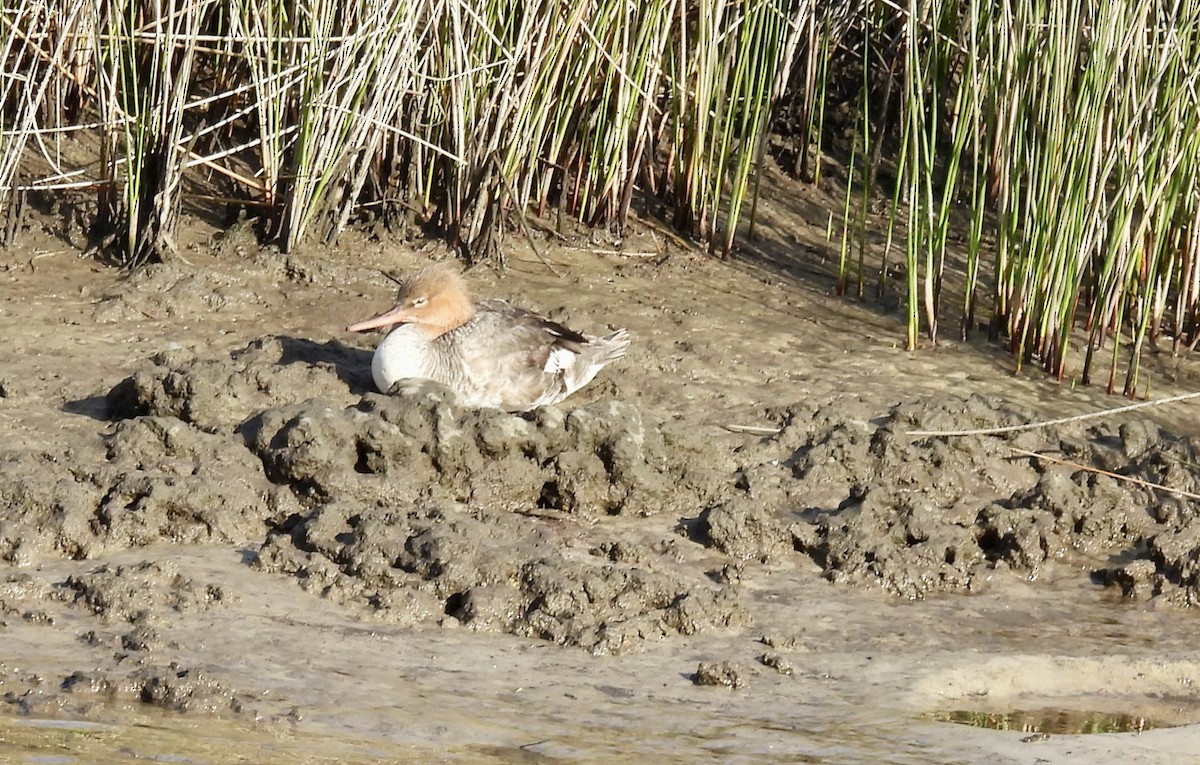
left=347, top=305, right=411, bottom=332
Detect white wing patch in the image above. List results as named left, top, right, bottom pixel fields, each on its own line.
left=544, top=346, right=576, bottom=374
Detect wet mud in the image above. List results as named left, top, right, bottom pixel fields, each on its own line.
left=110, top=339, right=1200, bottom=611
left=4, top=224, right=1200, bottom=762
left=733, top=395, right=1200, bottom=601
left=7, top=327, right=1200, bottom=653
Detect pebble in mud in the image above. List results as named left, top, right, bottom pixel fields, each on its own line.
left=694, top=661, right=748, bottom=689
left=759, top=652, right=795, bottom=675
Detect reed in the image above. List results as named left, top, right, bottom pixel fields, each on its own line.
left=5, top=0, right=1200, bottom=393
left=3, top=0, right=811, bottom=262
left=837, top=0, right=1200, bottom=392
left=1, top=1, right=97, bottom=241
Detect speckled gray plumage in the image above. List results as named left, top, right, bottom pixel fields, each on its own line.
left=370, top=298, right=629, bottom=411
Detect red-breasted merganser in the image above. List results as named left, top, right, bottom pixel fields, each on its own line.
left=347, top=264, right=630, bottom=411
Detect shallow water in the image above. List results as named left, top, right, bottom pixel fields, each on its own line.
left=935, top=708, right=1168, bottom=735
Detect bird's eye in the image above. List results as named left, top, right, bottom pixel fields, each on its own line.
left=412, top=296, right=428, bottom=308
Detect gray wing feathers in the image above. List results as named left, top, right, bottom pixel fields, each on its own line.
left=442, top=303, right=629, bottom=410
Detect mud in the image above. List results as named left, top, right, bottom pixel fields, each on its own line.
left=0, top=414, right=298, bottom=563
left=727, top=395, right=1193, bottom=600
left=91, top=336, right=1200, bottom=634
left=9, top=660, right=255, bottom=719
left=3, top=202, right=1200, bottom=762
left=11, top=321, right=1200, bottom=650
left=3, top=561, right=250, bottom=719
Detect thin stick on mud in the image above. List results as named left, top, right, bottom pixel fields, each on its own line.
left=906, top=390, right=1200, bottom=438
left=1008, top=447, right=1200, bottom=501
left=722, top=424, right=784, bottom=435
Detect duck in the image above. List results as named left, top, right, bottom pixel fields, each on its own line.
left=347, top=263, right=630, bottom=411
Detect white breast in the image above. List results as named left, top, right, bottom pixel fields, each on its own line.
left=371, top=325, right=435, bottom=393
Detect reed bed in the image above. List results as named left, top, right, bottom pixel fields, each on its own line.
left=833, top=0, right=1200, bottom=393
left=1, top=0, right=815, bottom=265
left=4, top=0, right=1200, bottom=392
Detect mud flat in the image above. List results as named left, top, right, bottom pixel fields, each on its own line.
left=2, top=215, right=1200, bottom=763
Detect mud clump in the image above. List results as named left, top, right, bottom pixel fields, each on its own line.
left=699, top=498, right=793, bottom=562
left=257, top=497, right=747, bottom=655
left=724, top=394, right=1200, bottom=600
left=99, top=416, right=299, bottom=546
left=61, top=560, right=230, bottom=625
left=0, top=416, right=298, bottom=564
left=812, top=487, right=988, bottom=598
left=246, top=383, right=713, bottom=518
left=129, top=663, right=246, bottom=715
left=54, top=662, right=258, bottom=717
left=27, top=325, right=1200, bottom=668
left=107, top=337, right=368, bottom=433
left=98, top=342, right=742, bottom=653
left=98, top=337, right=1200, bottom=616
left=759, top=651, right=795, bottom=675
left=514, top=556, right=746, bottom=654
left=0, top=573, right=60, bottom=626
left=694, top=660, right=748, bottom=689
left=0, top=451, right=109, bottom=564
left=1107, top=510, right=1200, bottom=606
